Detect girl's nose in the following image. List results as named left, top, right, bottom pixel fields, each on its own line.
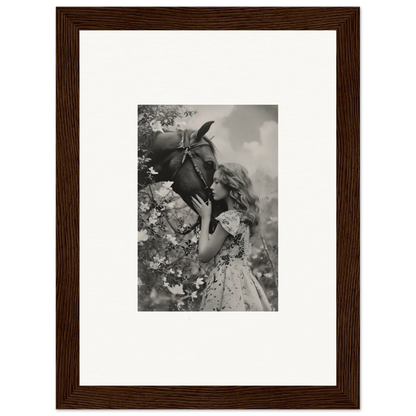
left=210, top=183, right=215, bottom=190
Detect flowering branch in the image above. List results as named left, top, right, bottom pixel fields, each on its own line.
left=259, top=232, right=278, bottom=311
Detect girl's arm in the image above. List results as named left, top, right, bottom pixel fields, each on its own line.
left=191, top=195, right=230, bottom=263
left=198, top=217, right=229, bottom=263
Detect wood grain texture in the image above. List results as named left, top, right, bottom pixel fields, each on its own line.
left=56, top=7, right=360, bottom=409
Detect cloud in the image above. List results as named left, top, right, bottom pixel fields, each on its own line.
left=178, top=105, right=235, bottom=162
left=243, top=120, right=278, bottom=177
left=180, top=105, right=234, bottom=135
left=176, top=105, right=278, bottom=179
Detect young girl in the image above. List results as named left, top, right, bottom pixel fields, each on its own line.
left=191, top=163, right=272, bottom=311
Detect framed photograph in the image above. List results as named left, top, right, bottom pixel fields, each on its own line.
left=57, top=7, right=359, bottom=409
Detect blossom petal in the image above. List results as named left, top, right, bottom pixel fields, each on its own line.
left=167, top=284, right=185, bottom=295
left=137, top=229, right=149, bottom=242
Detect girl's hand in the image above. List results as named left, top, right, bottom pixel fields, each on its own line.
left=191, top=195, right=212, bottom=220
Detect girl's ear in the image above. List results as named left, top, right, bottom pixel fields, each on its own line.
left=196, top=121, right=215, bottom=141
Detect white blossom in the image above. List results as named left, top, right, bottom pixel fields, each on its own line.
left=149, top=261, right=159, bottom=270
left=137, top=229, right=149, bottom=242
left=154, top=255, right=166, bottom=264
left=195, top=277, right=204, bottom=289
left=148, top=216, right=157, bottom=226
left=150, top=120, right=163, bottom=132
left=148, top=254, right=166, bottom=271
left=151, top=209, right=161, bottom=218
left=167, top=284, right=185, bottom=295
left=165, top=234, right=178, bottom=245
left=139, top=202, right=150, bottom=212
left=148, top=167, right=159, bottom=175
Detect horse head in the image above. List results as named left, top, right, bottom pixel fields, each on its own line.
left=139, top=121, right=227, bottom=232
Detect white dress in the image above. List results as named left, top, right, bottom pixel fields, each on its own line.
left=199, top=210, right=272, bottom=311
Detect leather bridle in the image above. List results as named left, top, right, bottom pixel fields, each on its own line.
left=169, top=129, right=214, bottom=194
left=152, top=129, right=216, bottom=235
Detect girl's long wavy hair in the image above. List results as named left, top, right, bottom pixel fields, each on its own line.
left=216, top=163, right=260, bottom=236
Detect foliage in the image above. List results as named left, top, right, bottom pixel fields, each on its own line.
left=138, top=105, right=196, bottom=153
left=138, top=179, right=213, bottom=311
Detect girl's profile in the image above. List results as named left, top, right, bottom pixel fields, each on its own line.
left=192, top=163, right=272, bottom=311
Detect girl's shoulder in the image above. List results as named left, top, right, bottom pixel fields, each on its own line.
left=215, top=210, right=244, bottom=236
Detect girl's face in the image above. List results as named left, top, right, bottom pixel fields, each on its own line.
left=210, top=170, right=229, bottom=201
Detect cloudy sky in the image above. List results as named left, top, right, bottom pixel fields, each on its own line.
left=177, top=105, right=278, bottom=178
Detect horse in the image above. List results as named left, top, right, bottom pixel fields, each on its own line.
left=138, top=121, right=227, bottom=233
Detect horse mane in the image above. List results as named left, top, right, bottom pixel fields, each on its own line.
left=200, top=135, right=218, bottom=158
left=143, top=128, right=219, bottom=158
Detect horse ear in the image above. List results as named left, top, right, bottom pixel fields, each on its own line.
left=196, top=121, right=215, bottom=141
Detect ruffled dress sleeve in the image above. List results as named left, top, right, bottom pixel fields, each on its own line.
left=216, top=210, right=240, bottom=236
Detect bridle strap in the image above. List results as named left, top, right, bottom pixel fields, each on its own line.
left=147, top=129, right=215, bottom=235
left=169, top=130, right=213, bottom=191
left=185, top=148, right=211, bottom=190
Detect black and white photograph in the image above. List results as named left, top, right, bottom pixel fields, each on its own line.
left=138, top=105, right=278, bottom=311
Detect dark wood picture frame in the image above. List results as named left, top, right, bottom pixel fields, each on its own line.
left=56, top=7, right=359, bottom=409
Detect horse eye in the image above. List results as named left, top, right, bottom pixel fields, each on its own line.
left=204, top=161, right=215, bottom=169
